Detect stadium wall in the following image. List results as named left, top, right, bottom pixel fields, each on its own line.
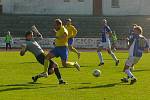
left=103, top=0, right=150, bottom=15
left=2, top=0, right=93, bottom=15
left=1, top=37, right=149, bottom=49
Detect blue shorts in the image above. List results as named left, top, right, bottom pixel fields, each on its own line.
left=50, top=46, right=68, bottom=61
left=68, top=38, right=74, bottom=46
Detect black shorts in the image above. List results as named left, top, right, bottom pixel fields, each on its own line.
left=36, top=53, right=54, bottom=68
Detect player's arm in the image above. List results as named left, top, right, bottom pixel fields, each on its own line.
left=72, top=26, right=78, bottom=38
left=31, top=25, right=43, bottom=40
left=20, top=44, right=27, bottom=56
left=144, top=40, right=149, bottom=53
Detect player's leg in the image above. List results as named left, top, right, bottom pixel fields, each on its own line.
left=107, top=47, right=119, bottom=66
left=60, top=46, right=80, bottom=71
left=68, top=38, right=80, bottom=59
left=111, top=42, right=117, bottom=52
left=8, top=43, right=11, bottom=49
left=121, top=57, right=137, bottom=84
left=97, top=46, right=104, bottom=66
left=49, top=60, right=66, bottom=84
left=44, top=48, right=56, bottom=75
left=68, top=46, right=80, bottom=59
left=32, top=53, right=50, bottom=82
left=34, top=53, right=54, bottom=79
left=6, top=43, right=8, bottom=51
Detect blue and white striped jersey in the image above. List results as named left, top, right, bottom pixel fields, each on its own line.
left=129, top=34, right=149, bottom=57
left=101, top=25, right=111, bottom=43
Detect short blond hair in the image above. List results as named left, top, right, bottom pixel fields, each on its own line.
left=134, top=26, right=143, bottom=34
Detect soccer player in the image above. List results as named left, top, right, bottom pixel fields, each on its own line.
left=65, top=18, right=80, bottom=59
left=111, top=31, right=118, bottom=51
left=97, top=19, right=119, bottom=66
left=20, top=29, right=66, bottom=84
left=45, top=19, right=80, bottom=71
left=5, top=31, right=13, bottom=51
left=121, top=26, right=149, bottom=85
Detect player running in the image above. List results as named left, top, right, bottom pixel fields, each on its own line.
left=121, top=26, right=149, bottom=85
left=20, top=28, right=66, bottom=84
left=97, top=19, right=119, bottom=66
left=45, top=19, right=80, bottom=71
left=65, top=18, right=80, bottom=59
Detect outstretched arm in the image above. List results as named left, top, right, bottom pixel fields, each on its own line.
left=31, top=25, right=43, bottom=41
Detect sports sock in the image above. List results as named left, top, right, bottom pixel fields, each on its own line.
left=110, top=51, right=118, bottom=62
left=66, top=61, right=75, bottom=67
left=125, top=69, right=135, bottom=79
left=44, top=59, right=49, bottom=73
left=71, top=47, right=79, bottom=54
left=97, top=52, right=104, bottom=63
left=54, top=68, right=62, bottom=80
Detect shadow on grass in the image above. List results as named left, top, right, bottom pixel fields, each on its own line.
left=0, top=82, right=57, bottom=93
left=119, top=69, right=150, bottom=72
left=72, top=82, right=92, bottom=85
left=133, top=69, right=150, bottom=72
left=104, top=58, right=126, bottom=61
left=60, top=65, right=89, bottom=69
left=20, top=62, right=37, bottom=64
left=72, top=82, right=122, bottom=90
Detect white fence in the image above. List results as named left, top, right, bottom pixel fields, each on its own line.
left=0, top=37, right=149, bottom=49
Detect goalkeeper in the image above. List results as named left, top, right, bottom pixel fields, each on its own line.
left=20, top=26, right=66, bottom=84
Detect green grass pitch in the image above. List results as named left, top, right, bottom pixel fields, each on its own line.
left=0, top=51, right=150, bottom=100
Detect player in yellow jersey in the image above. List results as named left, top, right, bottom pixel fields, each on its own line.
left=45, top=19, right=80, bottom=72
left=65, top=18, right=80, bottom=59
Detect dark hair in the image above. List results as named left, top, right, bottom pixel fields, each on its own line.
left=55, top=19, right=62, bottom=25
left=25, top=31, right=33, bottom=37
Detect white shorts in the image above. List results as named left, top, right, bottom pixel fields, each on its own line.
left=98, top=42, right=111, bottom=49
left=125, top=56, right=141, bottom=67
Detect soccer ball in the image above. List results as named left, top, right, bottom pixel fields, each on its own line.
left=92, top=69, right=101, bottom=77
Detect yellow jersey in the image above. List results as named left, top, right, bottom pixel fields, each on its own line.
left=55, top=26, right=68, bottom=46
left=65, top=24, right=77, bottom=38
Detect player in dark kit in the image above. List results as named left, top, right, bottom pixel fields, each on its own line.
left=20, top=26, right=66, bottom=84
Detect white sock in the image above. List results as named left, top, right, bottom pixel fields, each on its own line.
left=110, top=51, right=118, bottom=62
left=125, top=69, right=135, bottom=79
left=97, top=52, right=104, bottom=63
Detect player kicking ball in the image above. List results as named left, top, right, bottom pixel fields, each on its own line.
left=45, top=19, right=80, bottom=71
left=20, top=27, right=66, bottom=84
left=121, top=26, right=149, bottom=85
left=97, top=19, right=119, bottom=66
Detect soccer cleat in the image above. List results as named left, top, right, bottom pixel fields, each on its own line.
left=32, top=76, right=39, bottom=82
left=130, top=78, right=137, bottom=85
left=115, top=60, right=119, bottom=66
left=59, top=80, right=67, bottom=85
left=98, top=62, right=104, bottom=66
left=74, top=62, right=80, bottom=71
left=121, top=78, right=129, bottom=83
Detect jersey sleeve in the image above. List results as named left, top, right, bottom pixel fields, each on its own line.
left=106, top=26, right=112, bottom=33
left=145, top=39, right=149, bottom=48
left=72, top=26, right=77, bottom=37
